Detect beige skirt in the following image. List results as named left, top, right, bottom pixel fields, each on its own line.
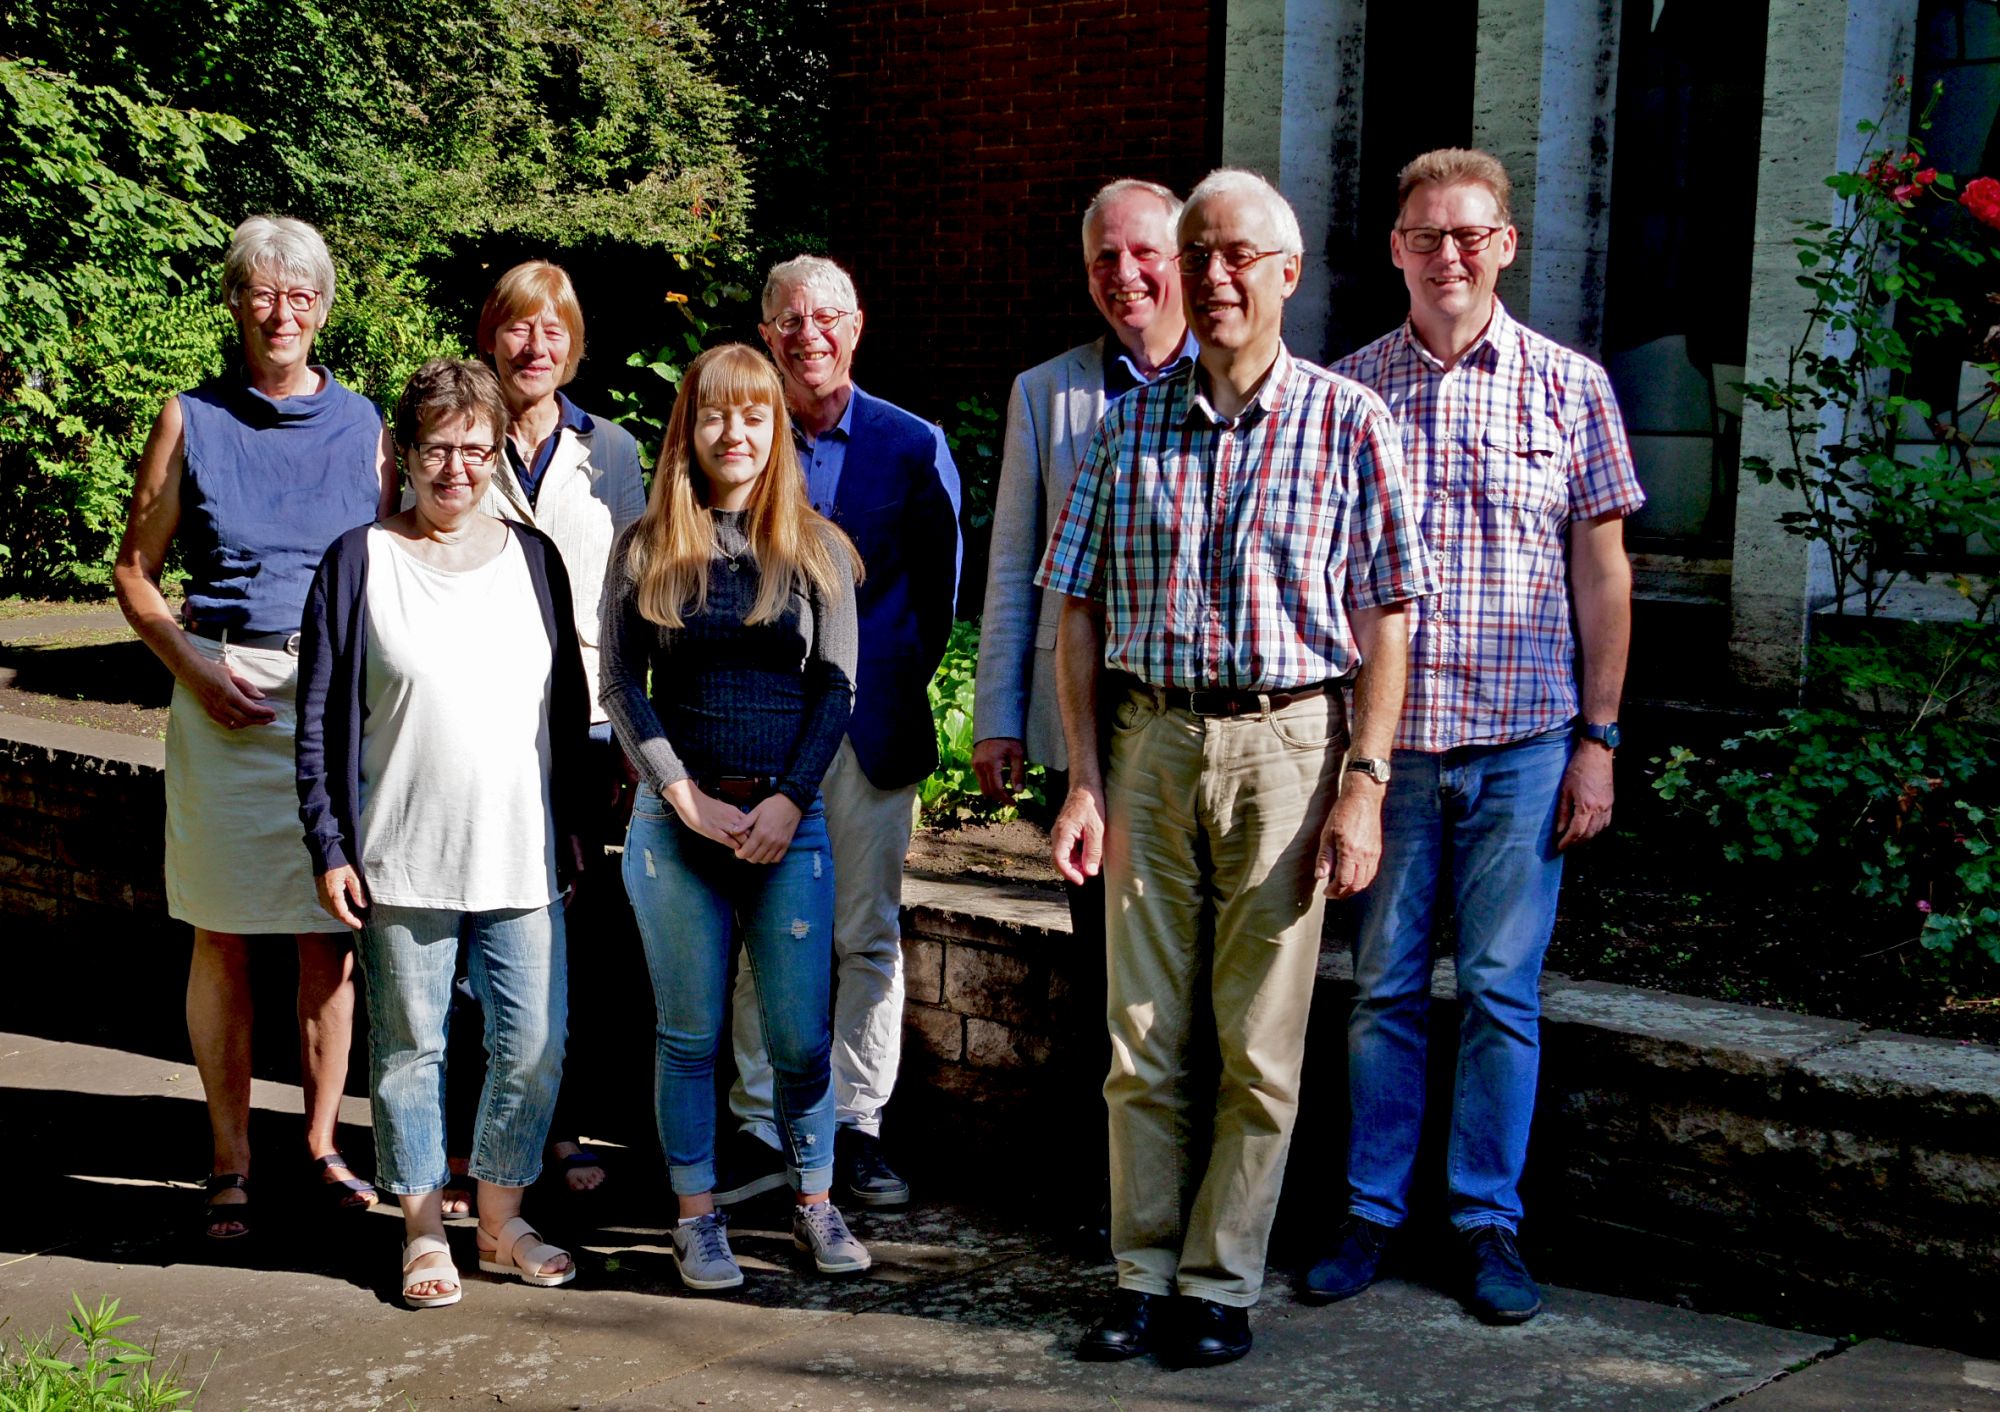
left=164, top=633, right=348, bottom=935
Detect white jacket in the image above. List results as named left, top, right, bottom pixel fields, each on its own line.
left=480, top=410, right=646, bottom=724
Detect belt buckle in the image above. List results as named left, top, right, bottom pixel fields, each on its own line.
left=1186, top=689, right=1238, bottom=717
left=284, top=632, right=301, bottom=657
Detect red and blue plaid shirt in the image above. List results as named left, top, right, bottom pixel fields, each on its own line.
left=1035, top=345, right=1435, bottom=691
left=1334, top=302, right=1645, bottom=752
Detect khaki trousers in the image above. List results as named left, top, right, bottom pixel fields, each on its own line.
left=1103, top=683, right=1346, bottom=1306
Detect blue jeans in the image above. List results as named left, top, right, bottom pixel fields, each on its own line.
left=359, top=902, right=568, bottom=1195
left=1345, top=728, right=1571, bottom=1234
left=623, top=787, right=835, bottom=1197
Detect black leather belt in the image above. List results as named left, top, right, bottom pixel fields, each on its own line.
left=1156, top=680, right=1339, bottom=717
left=701, top=774, right=781, bottom=806
left=186, top=621, right=301, bottom=655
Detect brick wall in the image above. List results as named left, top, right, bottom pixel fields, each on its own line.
left=824, top=0, right=1217, bottom=419
left=0, top=717, right=174, bottom=946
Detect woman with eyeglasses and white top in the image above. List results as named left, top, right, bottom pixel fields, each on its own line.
left=296, top=359, right=589, bottom=1308
left=114, top=215, right=397, bottom=1240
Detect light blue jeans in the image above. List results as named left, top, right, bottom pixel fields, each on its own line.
left=623, top=787, right=836, bottom=1197
left=359, top=902, right=568, bottom=1195
left=1345, top=727, right=1571, bottom=1234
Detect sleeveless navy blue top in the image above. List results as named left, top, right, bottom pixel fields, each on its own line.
left=178, top=369, right=383, bottom=634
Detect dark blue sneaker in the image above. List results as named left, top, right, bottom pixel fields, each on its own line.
left=1463, top=1224, right=1541, bottom=1324
left=1301, top=1214, right=1393, bottom=1304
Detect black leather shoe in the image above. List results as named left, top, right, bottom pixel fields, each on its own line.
left=1301, top=1215, right=1393, bottom=1303
left=1076, top=1288, right=1160, bottom=1362
left=1172, top=1297, right=1252, bottom=1367
left=1463, top=1224, right=1542, bottom=1324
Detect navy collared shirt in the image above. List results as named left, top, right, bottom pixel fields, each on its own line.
left=508, top=391, right=591, bottom=506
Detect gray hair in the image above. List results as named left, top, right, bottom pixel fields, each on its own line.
left=1080, top=179, right=1183, bottom=263
left=761, top=255, right=859, bottom=320
left=221, top=215, right=337, bottom=310
left=1181, top=169, right=1304, bottom=256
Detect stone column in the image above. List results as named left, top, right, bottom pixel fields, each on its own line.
left=1728, top=0, right=1918, bottom=697
left=1221, top=0, right=1367, bottom=363
left=1472, top=0, right=1623, bottom=353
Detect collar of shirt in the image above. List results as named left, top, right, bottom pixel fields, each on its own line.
left=1176, top=343, right=1294, bottom=429
left=791, top=387, right=855, bottom=515
left=1102, top=330, right=1200, bottom=400
left=1394, top=299, right=1520, bottom=378
left=507, top=391, right=590, bottom=505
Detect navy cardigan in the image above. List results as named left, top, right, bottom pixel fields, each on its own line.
left=295, top=521, right=590, bottom=890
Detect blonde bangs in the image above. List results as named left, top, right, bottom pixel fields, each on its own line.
left=625, top=343, right=862, bottom=631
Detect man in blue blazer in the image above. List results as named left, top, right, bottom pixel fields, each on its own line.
left=722, top=255, right=962, bottom=1210
left=970, top=179, right=1193, bottom=1236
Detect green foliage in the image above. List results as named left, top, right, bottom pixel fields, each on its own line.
left=1656, top=622, right=2000, bottom=965
left=920, top=618, right=1045, bottom=825
left=606, top=238, right=755, bottom=469
left=0, top=1294, right=202, bottom=1410
left=0, top=0, right=755, bottom=593
left=2, top=0, right=749, bottom=262
left=0, top=58, right=239, bottom=591
left=1739, top=85, right=2000, bottom=615
left=1657, top=93, right=2000, bottom=971
left=944, top=395, right=1003, bottom=540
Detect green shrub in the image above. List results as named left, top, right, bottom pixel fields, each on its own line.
left=0, top=58, right=240, bottom=593
left=0, top=1294, right=203, bottom=1410
left=919, top=618, right=1045, bottom=825
left=1656, top=87, right=2000, bottom=970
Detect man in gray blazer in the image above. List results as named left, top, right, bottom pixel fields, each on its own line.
left=971, top=178, right=1193, bottom=1230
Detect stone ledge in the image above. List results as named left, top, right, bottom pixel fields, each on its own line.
left=0, top=714, right=165, bottom=772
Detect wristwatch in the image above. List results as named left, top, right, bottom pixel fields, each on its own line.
left=1577, top=721, right=1622, bottom=751
left=1344, top=756, right=1392, bottom=785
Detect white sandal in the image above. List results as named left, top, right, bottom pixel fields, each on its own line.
left=401, top=1234, right=463, bottom=1309
left=476, top=1216, right=576, bottom=1288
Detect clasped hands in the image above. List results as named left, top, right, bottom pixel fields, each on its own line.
left=665, top=778, right=801, bottom=864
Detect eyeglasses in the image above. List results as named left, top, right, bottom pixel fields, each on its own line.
left=413, top=442, right=499, bottom=470
left=240, top=287, right=322, bottom=315
left=1396, top=225, right=1505, bottom=254
left=1175, top=245, right=1288, bottom=277
left=767, top=307, right=852, bottom=337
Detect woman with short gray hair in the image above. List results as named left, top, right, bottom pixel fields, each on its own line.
left=113, top=213, right=396, bottom=1240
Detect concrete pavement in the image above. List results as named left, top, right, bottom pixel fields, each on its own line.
left=0, top=1029, right=1982, bottom=1410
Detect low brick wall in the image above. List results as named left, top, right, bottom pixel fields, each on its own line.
left=4, top=715, right=1996, bottom=1350
left=0, top=717, right=173, bottom=943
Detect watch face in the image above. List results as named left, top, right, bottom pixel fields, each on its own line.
left=1585, top=722, right=1621, bottom=749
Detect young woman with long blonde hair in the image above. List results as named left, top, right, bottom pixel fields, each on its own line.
left=600, top=342, right=868, bottom=1290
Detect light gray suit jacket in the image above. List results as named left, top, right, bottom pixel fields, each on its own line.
left=973, top=338, right=1108, bottom=774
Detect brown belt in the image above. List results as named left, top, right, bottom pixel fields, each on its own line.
left=1154, top=680, right=1339, bottom=718
left=702, top=774, right=780, bottom=806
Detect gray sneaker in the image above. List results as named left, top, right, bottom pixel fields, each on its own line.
left=671, top=1211, right=743, bottom=1291
left=792, top=1199, right=872, bottom=1274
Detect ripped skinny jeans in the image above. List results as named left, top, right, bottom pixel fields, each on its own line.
left=623, top=785, right=835, bottom=1196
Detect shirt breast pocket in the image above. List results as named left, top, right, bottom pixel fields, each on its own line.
left=1258, top=508, right=1336, bottom=583
left=1479, top=427, right=1564, bottom=513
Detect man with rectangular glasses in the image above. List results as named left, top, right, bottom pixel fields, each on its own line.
left=716, top=255, right=962, bottom=1213
left=1319, top=147, right=1645, bottom=1324
left=1038, top=168, right=1431, bottom=1367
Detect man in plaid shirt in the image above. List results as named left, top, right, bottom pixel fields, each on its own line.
left=1312, top=148, right=1645, bottom=1325
left=1036, top=169, right=1433, bottom=1367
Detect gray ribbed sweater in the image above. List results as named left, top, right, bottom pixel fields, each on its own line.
left=600, top=512, right=857, bottom=810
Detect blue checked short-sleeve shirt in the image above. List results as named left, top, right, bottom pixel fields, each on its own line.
left=1334, top=302, right=1646, bottom=752
left=1034, top=345, right=1435, bottom=691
